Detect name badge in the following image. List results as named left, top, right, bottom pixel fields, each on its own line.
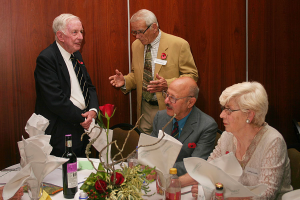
left=154, top=58, right=167, bottom=65
left=245, top=166, right=260, bottom=177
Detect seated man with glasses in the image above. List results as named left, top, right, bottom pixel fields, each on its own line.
left=150, top=77, right=218, bottom=176
left=109, top=9, right=198, bottom=135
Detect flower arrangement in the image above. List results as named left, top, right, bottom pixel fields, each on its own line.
left=80, top=104, right=154, bottom=200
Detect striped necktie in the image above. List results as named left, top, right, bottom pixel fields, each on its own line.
left=70, top=54, right=90, bottom=108
left=171, top=121, right=179, bottom=139
left=142, top=44, right=154, bottom=101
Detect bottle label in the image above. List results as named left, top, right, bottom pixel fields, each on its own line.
left=66, top=140, right=72, bottom=147
left=67, top=162, right=77, bottom=188
left=165, top=191, right=181, bottom=200
left=215, top=192, right=224, bottom=200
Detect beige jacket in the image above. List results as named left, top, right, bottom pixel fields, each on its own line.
left=122, top=31, right=198, bottom=119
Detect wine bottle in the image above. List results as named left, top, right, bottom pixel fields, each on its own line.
left=165, top=168, right=181, bottom=200
left=62, top=134, right=78, bottom=199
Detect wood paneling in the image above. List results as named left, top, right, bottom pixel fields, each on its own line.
left=248, top=0, right=300, bottom=144
left=129, top=0, right=246, bottom=128
left=0, top=0, right=130, bottom=169
left=1, top=0, right=299, bottom=170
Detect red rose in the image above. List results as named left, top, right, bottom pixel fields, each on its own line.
left=99, top=104, right=115, bottom=118
left=94, top=179, right=107, bottom=193
left=226, top=151, right=229, bottom=154
left=161, top=53, right=167, bottom=60
left=188, top=143, right=196, bottom=148
left=110, top=172, right=125, bottom=185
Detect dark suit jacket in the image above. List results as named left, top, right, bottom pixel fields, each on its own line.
left=151, top=106, right=218, bottom=176
left=34, top=41, right=99, bottom=157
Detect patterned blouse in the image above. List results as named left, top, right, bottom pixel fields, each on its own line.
left=208, top=123, right=293, bottom=199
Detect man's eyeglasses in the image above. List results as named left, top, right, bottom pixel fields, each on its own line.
left=131, top=24, right=153, bottom=36
left=221, top=106, right=240, bottom=115
left=162, top=91, right=194, bottom=104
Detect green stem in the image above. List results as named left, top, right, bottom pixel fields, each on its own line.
left=106, top=119, right=110, bottom=172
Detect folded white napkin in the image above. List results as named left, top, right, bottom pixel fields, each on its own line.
left=3, top=137, right=67, bottom=200
left=2, top=113, right=68, bottom=200
left=88, top=124, right=112, bottom=164
left=138, top=130, right=182, bottom=175
left=184, top=154, right=267, bottom=199
left=25, top=113, right=49, bottom=137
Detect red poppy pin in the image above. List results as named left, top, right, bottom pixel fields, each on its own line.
left=226, top=151, right=229, bottom=154
left=77, top=60, right=84, bottom=65
left=161, top=53, right=167, bottom=60
left=188, top=143, right=196, bottom=148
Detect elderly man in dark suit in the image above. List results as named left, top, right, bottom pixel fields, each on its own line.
left=150, top=77, right=217, bottom=176
left=34, top=14, right=99, bottom=157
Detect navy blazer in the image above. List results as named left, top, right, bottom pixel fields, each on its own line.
left=34, top=41, right=99, bottom=157
left=151, top=106, right=218, bottom=176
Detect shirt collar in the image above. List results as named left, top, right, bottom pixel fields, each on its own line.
left=173, top=109, right=193, bottom=136
left=150, top=29, right=161, bottom=47
left=56, top=41, right=72, bottom=61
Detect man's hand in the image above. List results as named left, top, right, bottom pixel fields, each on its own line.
left=80, top=110, right=97, bottom=130
left=109, top=69, right=125, bottom=88
left=147, top=74, right=168, bottom=93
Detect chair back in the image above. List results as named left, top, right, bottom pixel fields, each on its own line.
left=292, top=119, right=300, bottom=143
left=111, top=124, right=140, bottom=160
left=215, top=129, right=223, bottom=147
left=288, top=148, right=300, bottom=190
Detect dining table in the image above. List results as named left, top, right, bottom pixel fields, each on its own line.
left=0, top=158, right=195, bottom=200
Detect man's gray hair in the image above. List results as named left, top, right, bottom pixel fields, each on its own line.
left=130, top=9, right=159, bottom=27
left=52, top=13, right=80, bottom=41
left=189, top=85, right=199, bottom=100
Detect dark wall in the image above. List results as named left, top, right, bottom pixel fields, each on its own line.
left=0, top=0, right=299, bottom=169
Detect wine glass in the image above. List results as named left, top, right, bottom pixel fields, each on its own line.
left=27, top=181, right=43, bottom=200
left=156, top=171, right=170, bottom=200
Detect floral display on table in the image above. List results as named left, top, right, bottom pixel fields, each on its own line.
left=80, top=104, right=155, bottom=200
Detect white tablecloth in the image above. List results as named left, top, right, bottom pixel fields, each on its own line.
left=0, top=158, right=194, bottom=200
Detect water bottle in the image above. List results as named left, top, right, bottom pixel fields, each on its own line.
left=213, top=182, right=224, bottom=200
left=165, top=168, right=181, bottom=200
left=62, top=134, right=78, bottom=199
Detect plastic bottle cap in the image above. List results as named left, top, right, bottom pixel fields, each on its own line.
left=215, top=182, right=223, bottom=189
left=169, top=168, right=177, bottom=174
left=79, top=192, right=88, bottom=199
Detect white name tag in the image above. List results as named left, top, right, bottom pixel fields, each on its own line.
left=154, top=58, right=167, bottom=65
left=245, top=166, right=260, bottom=177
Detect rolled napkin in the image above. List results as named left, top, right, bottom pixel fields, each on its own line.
left=88, top=124, right=113, bottom=164
left=138, top=130, right=182, bottom=175
left=25, top=113, right=49, bottom=137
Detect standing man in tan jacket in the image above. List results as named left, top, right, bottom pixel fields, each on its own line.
left=109, top=9, right=198, bottom=134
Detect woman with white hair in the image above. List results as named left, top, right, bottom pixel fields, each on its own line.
left=180, top=81, right=292, bottom=199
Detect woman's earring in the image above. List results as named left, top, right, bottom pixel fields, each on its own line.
left=246, top=119, right=250, bottom=124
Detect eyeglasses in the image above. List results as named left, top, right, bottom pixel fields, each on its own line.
left=221, top=106, right=240, bottom=115
left=162, top=91, right=194, bottom=104
left=131, top=24, right=152, bottom=36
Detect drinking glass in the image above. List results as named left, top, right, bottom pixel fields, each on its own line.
left=156, top=171, right=170, bottom=200
left=27, top=181, right=43, bottom=200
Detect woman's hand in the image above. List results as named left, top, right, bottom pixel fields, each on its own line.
left=191, top=184, right=198, bottom=198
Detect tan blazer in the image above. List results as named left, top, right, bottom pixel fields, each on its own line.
left=122, top=31, right=198, bottom=119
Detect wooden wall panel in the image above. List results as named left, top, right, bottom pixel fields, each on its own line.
left=248, top=0, right=300, bottom=144
left=129, top=0, right=246, bottom=128
left=0, top=0, right=129, bottom=169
